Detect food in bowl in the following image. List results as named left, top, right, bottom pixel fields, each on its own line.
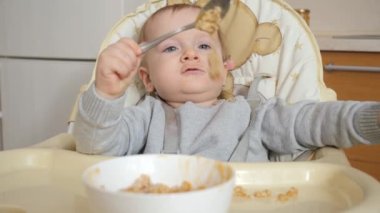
left=82, top=154, right=235, bottom=213
left=121, top=174, right=196, bottom=193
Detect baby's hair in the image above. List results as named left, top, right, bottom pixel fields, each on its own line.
left=137, top=3, right=235, bottom=101
left=138, top=4, right=199, bottom=43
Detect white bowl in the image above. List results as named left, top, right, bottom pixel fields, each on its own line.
left=82, top=154, right=235, bottom=213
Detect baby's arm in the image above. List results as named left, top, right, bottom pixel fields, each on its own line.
left=73, top=38, right=147, bottom=155
left=258, top=99, right=380, bottom=153
left=95, top=37, right=142, bottom=100
left=73, top=85, right=154, bottom=156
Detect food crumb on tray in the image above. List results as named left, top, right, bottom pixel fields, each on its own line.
left=233, top=186, right=299, bottom=202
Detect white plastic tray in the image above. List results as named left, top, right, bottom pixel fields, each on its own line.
left=0, top=148, right=379, bottom=213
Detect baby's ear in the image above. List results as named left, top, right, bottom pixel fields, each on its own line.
left=223, top=58, right=236, bottom=71
left=138, top=67, right=155, bottom=92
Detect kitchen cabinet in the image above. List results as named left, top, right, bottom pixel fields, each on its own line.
left=344, top=144, right=380, bottom=182
left=322, top=51, right=380, bottom=181
left=322, top=51, right=380, bottom=101
left=0, top=0, right=143, bottom=149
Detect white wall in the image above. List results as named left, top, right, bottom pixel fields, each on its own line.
left=285, top=0, right=380, bottom=35
left=0, top=0, right=143, bottom=59
left=0, top=0, right=144, bottom=149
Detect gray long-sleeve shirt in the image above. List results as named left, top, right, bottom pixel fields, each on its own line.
left=73, top=85, right=380, bottom=162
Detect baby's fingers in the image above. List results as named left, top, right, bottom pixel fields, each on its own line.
left=99, top=38, right=141, bottom=79
left=118, top=37, right=142, bottom=56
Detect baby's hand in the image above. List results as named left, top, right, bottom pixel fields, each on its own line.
left=95, top=37, right=142, bottom=99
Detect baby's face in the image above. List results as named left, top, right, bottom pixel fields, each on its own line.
left=140, top=7, right=228, bottom=107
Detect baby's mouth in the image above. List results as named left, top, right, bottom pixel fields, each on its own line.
left=183, top=67, right=204, bottom=74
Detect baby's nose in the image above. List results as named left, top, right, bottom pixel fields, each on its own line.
left=181, top=49, right=199, bottom=61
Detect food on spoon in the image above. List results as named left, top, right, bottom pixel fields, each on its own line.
left=195, top=6, right=222, bottom=34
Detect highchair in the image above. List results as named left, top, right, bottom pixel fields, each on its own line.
left=33, top=0, right=349, bottom=165
left=2, top=1, right=380, bottom=212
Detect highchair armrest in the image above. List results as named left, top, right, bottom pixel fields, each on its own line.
left=30, top=135, right=350, bottom=166
left=312, top=147, right=350, bottom=166
left=31, top=133, right=76, bottom=151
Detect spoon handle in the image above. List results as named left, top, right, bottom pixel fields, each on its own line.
left=139, top=22, right=195, bottom=53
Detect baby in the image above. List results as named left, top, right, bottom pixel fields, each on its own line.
left=73, top=4, right=380, bottom=162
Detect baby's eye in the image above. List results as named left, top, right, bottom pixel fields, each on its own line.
left=198, top=43, right=211, bottom=50
left=163, top=46, right=178, bottom=52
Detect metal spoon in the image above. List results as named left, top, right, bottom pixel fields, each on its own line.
left=139, top=0, right=230, bottom=53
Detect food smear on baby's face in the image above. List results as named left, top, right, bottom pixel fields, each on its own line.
left=208, top=48, right=222, bottom=79
left=196, top=7, right=223, bottom=80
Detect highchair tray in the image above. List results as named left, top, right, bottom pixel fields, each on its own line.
left=0, top=148, right=379, bottom=213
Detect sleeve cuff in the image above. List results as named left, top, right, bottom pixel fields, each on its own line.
left=354, top=104, right=380, bottom=144
left=79, top=84, right=126, bottom=125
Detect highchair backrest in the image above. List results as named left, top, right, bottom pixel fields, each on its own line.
left=47, top=0, right=349, bottom=164
left=68, top=0, right=337, bottom=131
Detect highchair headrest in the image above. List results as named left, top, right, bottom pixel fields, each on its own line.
left=106, top=0, right=283, bottom=68
left=194, top=0, right=282, bottom=67
left=89, top=0, right=336, bottom=108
